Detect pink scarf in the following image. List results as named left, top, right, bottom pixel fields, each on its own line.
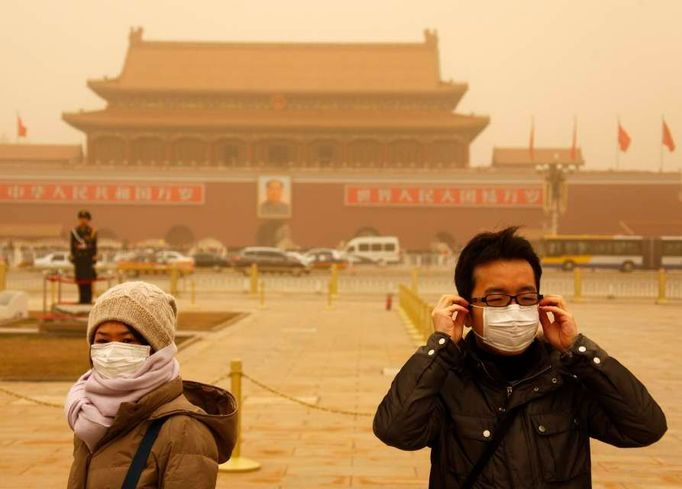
left=65, top=343, right=180, bottom=452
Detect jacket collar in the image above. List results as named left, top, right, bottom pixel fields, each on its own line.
left=462, top=333, right=566, bottom=407
left=94, top=377, right=183, bottom=451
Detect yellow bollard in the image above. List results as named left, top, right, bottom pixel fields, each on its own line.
left=330, top=263, right=339, bottom=297
left=423, top=303, right=432, bottom=341
left=573, top=267, right=583, bottom=303
left=656, top=268, right=667, bottom=305
left=191, top=279, right=196, bottom=305
left=326, top=280, right=334, bottom=309
left=0, top=261, right=6, bottom=290
left=259, top=280, right=265, bottom=309
left=169, top=265, right=179, bottom=296
left=50, top=275, right=57, bottom=306
left=249, top=263, right=258, bottom=296
left=92, top=279, right=99, bottom=301
left=219, top=360, right=261, bottom=473
left=411, top=268, right=419, bottom=294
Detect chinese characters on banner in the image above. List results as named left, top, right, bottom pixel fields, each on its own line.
left=345, top=185, right=544, bottom=207
left=0, top=182, right=205, bottom=205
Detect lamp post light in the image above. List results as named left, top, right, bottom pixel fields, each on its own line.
left=536, top=154, right=576, bottom=236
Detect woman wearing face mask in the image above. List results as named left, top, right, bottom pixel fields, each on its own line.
left=64, top=281, right=237, bottom=489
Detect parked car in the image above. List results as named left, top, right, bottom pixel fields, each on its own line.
left=192, top=252, right=230, bottom=269
left=285, top=251, right=314, bottom=267
left=155, top=250, right=194, bottom=266
left=231, top=247, right=311, bottom=275
left=343, top=236, right=401, bottom=264
left=303, top=248, right=348, bottom=269
left=33, top=252, right=71, bottom=270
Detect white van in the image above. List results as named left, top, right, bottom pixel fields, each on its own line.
left=344, top=236, right=401, bottom=264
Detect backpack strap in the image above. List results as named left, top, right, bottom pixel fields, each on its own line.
left=121, top=417, right=168, bottom=489
left=461, top=406, right=522, bottom=489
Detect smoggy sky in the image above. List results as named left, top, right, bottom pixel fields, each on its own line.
left=2, top=0, right=681, bottom=171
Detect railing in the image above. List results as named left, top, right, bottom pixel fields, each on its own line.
left=398, top=284, right=433, bottom=342
left=5, top=267, right=682, bottom=303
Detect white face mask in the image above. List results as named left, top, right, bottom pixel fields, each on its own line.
left=474, top=304, right=539, bottom=354
left=90, top=342, right=151, bottom=379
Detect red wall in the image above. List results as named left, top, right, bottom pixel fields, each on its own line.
left=2, top=179, right=681, bottom=249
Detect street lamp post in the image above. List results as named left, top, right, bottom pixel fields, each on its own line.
left=536, top=154, right=575, bottom=236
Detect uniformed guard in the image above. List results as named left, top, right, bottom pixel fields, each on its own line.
left=69, top=210, right=98, bottom=304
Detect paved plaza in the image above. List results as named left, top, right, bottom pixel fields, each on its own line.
left=0, top=290, right=680, bottom=488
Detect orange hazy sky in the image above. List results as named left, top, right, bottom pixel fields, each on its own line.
left=2, top=0, right=681, bottom=171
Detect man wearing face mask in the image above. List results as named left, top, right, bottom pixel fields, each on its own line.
left=373, top=227, right=666, bottom=488
left=64, top=281, right=237, bottom=488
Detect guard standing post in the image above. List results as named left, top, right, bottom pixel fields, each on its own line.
left=70, top=210, right=98, bottom=304
left=219, top=360, right=260, bottom=473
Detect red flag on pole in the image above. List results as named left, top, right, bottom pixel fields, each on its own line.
left=529, top=117, right=535, bottom=161
left=663, top=120, right=676, bottom=152
left=618, top=123, right=631, bottom=152
left=16, top=115, right=27, bottom=138
left=570, top=117, right=578, bottom=161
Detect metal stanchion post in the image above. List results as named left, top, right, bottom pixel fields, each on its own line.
left=250, top=263, right=258, bottom=296
left=0, top=261, right=6, bottom=291
left=326, top=280, right=334, bottom=309
left=93, top=277, right=99, bottom=300
left=573, top=267, right=583, bottom=302
left=219, top=360, right=260, bottom=473
left=169, top=265, right=179, bottom=296
left=330, top=264, right=338, bottom=297
left=42, top=271, right=48, bottom=316
left=656, top=268, right=667, bottom=305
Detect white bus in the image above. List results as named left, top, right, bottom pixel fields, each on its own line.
left=344, top=236, right=401, bottom=264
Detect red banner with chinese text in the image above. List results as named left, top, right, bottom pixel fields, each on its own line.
left=345, top=185, right=544, bottom=207
left=0, top=181, right=205, bottom=205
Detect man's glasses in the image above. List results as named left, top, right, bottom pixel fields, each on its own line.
left=470, top=293, right=543, bottom=308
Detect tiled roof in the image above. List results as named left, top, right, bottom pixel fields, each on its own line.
left=64, top=108, right=489, bottom=138
left=89, top=28, right=463, bottom=94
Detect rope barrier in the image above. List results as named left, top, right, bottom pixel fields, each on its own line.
left=0, top=386, right=63, bottom=408
left=212, top=370, right=373, bottom=417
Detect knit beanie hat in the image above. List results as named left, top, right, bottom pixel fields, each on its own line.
left=87, top=281, right=177, bottom=351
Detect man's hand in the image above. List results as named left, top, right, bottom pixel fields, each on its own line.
left=431, top=294, right=469, bottom=343
left=539, top=295, right=578, bottom=352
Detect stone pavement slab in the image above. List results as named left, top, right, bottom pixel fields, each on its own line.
left=0, top=293, right=680, bottom=488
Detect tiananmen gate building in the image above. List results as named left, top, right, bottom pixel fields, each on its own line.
left=1, top=29, right=681, bottom=250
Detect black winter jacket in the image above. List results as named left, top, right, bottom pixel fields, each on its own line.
left=373, top=332, right=666, bottom=488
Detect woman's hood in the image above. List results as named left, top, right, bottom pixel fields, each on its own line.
left=152, top=379, right=238, bottom=463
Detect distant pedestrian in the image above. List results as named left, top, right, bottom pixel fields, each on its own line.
left=64, top=281, right=237, bottom=488
left=69, top=210, right=97, bottom=304
left=373, top=226, right=666, bottom=488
